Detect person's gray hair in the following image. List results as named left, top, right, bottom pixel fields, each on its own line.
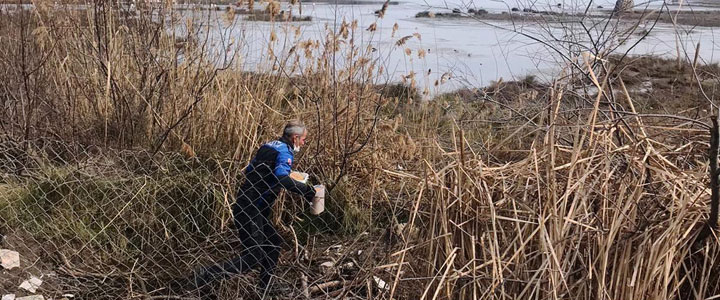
left=283, top=120, right=306, bottom=138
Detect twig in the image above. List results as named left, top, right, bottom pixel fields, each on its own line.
left=301, top=273, right=310, bottom=299
left=309, top=280, right=342, bottom=294
left=710, top=115, right=720, bottom=231
left=695, top=113, right=720, bottom=247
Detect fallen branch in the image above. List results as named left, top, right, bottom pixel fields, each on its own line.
left=309, top=280, right=342, bottom=294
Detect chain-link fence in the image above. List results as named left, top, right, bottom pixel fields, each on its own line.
left=4, top=111, right=720, bottom=300
left=0, top=138, right=398, bottom=300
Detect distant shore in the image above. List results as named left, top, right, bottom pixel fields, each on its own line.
left=0, top=0, right=398, bottom=5
left=415, top=8, right=720, bottom=27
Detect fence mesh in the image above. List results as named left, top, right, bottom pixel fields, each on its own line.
left=0, top=138, right=396, bottom=299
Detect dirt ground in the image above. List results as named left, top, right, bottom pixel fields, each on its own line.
left=0, top=224, right=410, bottom=299
left=0, top=232, right=63, bottom=299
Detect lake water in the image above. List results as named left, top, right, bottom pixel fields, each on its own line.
left=4, top=0, right=719, bottom=95
left=191, top=0, right=720, bottom=95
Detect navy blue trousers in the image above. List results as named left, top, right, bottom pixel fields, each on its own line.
left=198, top=194, right=283, bottom=289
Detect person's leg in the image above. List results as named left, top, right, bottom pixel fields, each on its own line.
left=233, top=199, right=267, bottom=270
left=194, top=200, right=266, bottom=285
left=257, top=217, right=283, bottom=290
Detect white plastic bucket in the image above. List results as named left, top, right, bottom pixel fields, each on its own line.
left=310, top=185, right=325, bottom=215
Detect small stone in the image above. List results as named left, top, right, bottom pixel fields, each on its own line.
left=373, top=276, right=389, bottom=290
left=0, top=249, right=20, bottom=270
left=16, top=296, right=44, bottom=300
left=320, top=261, right=335, bottom=268
left=16, top=297, right=43, bottom=300
left=19, top=277, right=43, bottom=293
left=2, top=294, right=16, bottom=300
left=415, top=11, right=430, bottom=17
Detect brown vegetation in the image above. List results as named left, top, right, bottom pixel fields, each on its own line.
left=1, top=2, right=720, bottom=300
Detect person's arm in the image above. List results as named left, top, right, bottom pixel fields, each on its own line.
left=274, top=151, right=316, bottom=202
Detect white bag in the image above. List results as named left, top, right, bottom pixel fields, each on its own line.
left=310, top=185, right=325, bottom=215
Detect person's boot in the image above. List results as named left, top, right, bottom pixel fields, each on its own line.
left=256, top=274, right=291, bottom=299
left=168, top=268, right=215, bottom=294
left=192, top=270, right=219, bottom=300
left=196, top=285, right=218, bottom=300
left=256, top=273, right=275, bottom=299
left=191, top=267, right=208, bottom=287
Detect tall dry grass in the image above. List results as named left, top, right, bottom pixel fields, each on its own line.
left=1, top=1, right=719, bottom=299
left=387, top=84, right=720, bottom=299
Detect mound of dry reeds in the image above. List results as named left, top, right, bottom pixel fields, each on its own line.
left=378, top=65, right=720, bottom=299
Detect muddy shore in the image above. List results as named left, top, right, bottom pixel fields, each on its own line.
left=415, top=8, right=720, bottom=27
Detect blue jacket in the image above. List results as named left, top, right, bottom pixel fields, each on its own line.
left=238, top=137, right=315, bottom=208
